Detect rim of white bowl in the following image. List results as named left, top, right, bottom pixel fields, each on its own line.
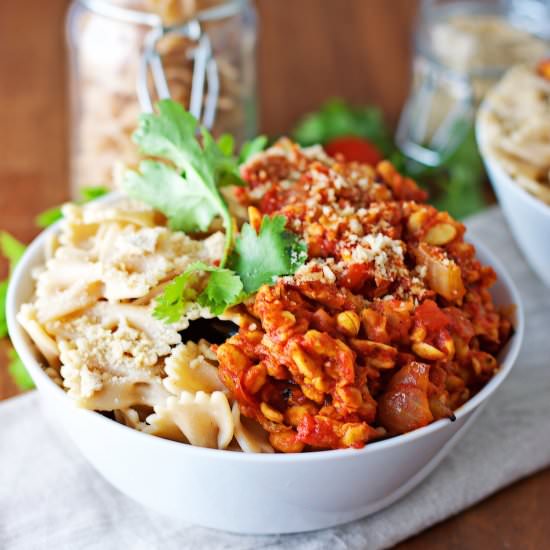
left=6, top=193, right=524, bottom=462
left=476, top=103, right=550, bottom=217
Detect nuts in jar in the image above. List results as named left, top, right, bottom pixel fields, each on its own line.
left=66, top=0, right=257, bottom=195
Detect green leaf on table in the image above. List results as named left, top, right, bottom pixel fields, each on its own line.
left=7, top=346, right=34, bottom=391
left=0, top=232, right=26, bottom=272
left=229, top=215, right=308, bottom=294
left=35, top=206, right=63, bottom=228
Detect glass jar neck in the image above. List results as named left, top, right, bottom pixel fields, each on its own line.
left=77, top=0, right=247, bottom=27
left=414, top=2, right=549, bottom=79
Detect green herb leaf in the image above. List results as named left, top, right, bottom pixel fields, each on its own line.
left=187, top=261, right=244, bottom=315
left=7, top=347, right=34, bottom=391
left=153, top=270, right=198, bottom=324
left=200, top=128, right=244, bottom=188
left=153, top=261, right=243, bottom=321
left=153, top=213, right=308, bottom=321
left=239, top=135, right=268, bottom=164
left=124, top=99, right=237, bottom=264
left=217, top=134, right=235, bottom=157
left=125, top=160, right=219, bottom=232
left=229, top=215, right=308, bottom=293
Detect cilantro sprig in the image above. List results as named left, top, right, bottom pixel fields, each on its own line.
left=123, top=100, right=243, bottom=266
left=153, top=214, right=307, bottom=323
left=154, top=261, right=244, bottom=321
left=230, top=215, right=308, bottom=293
left=121, top=100, right=302, bottom=322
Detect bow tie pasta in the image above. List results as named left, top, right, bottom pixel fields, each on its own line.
left=17, top=197, right=271, bottom=452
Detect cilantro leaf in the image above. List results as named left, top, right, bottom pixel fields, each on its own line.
left=124, top=99, right=237, bottom=264
left=154, top=261, right=243, bottom=321
left=153, top=270, right=198, bottom=324
left=133, top=99, right=202, bottom=169
left=125, top=160, right=219, bottom=232
left=190, top=262, right=244, bottom=315
left=7, top=347, right=34, bottom=391
left=200, top=128, right=244, bottom=188
left=239, top=135, right=268, bottom=164
left=229, top=215, right=308, bottom=293
left=132, top=99, right=241, bottom=188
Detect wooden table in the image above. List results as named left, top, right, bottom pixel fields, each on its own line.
left=1, top=1, right=549, bottom=548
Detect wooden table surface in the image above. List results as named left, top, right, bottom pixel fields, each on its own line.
left=1, top=1, right=549, bottom=548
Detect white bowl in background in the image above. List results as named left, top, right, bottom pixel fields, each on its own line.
left=476, top=111, right=550, bottom=287
left=6, top=210, right=524, bottom=534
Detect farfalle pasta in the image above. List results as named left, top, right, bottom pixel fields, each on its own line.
left=18, top=197, right=272, bottom=452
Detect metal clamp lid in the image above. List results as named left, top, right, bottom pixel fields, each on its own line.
left=138, top=20, right=219, bottom=126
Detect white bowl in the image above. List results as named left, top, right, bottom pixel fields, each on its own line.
left=6, top=214, right=524, bottom=535
left=476, top=111, right=550, bottom=287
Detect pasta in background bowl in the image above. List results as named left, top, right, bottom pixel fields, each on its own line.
left=477, top=60, right=550, bottom=287
left=6, top=192, right=523, bottom=534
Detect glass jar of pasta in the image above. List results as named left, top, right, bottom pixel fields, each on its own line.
left=66, top=0, right=257, bottom=197
left=396, top=0, right=549, bottom=166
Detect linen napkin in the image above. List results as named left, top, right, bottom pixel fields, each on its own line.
left=1, top=208, right=550, bottom=550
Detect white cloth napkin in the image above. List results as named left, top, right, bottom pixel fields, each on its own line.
left=2, top=208, right=550, bottom=550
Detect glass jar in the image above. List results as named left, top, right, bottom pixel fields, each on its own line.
left=397, top=0, right=549, bottom=166
left=66, top=0, right=257, bottom=196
